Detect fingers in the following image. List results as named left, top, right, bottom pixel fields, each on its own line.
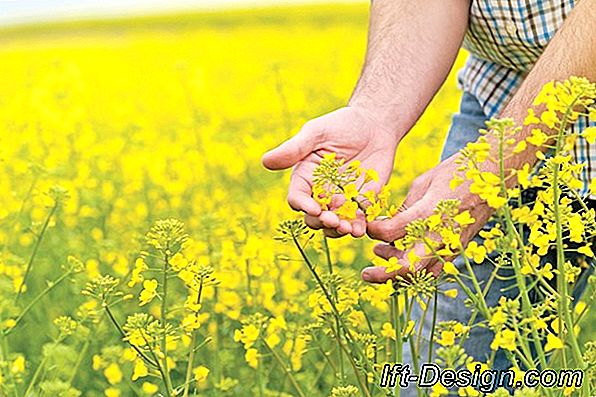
left=287, top=161, right=321, bottom=216
left=262, top=123, right=321, bottom=170
left=367, top=197, right=433, bottom=242
left=304, top=211, right=340, bottom=229
left=351, top=215, right=366, bottom=238
left=372, top=243, right=403, bottom=260
left=362, top=242, right=440, bottom=284
left=304, top=193, right=366, bottom=238
left=360, top=244, right=405, bottom=283
left=360, top=266, right=398, bottom=284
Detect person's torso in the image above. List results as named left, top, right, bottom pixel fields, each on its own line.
left=463, top=0, right=577, bottom=74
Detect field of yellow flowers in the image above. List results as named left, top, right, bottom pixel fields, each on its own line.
left=0, top=4, right=593, bottom=397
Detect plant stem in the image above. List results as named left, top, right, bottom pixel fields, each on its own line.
left=104, top=305, right=157, bottom=367
left=323, top=236, right=345, bottom=381
left=7, top=270, right=72, bottom=335
left=550, top=98, right=585, bottom=369
left=160, top=251, right=174, bottom=396
left=392, top=292, right=402, bottom=397
left=262, top=339, right=307, bottom=397
left=182, top=276, right=205, bottom=397
left=15, top=202, right=57, bottom=303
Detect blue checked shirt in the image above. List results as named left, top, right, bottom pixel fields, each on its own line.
left=460, top=0, right=596, bottom=196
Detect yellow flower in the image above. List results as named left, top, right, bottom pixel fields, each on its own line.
left=442, top=261, right=459, bottom=275
left=342, top=183, right=359, bottom=201
left=540, top=109, right=559, bottom=128
left=364, top=168, right=379, bottom=183
left=512, top=140, right=527, bottom=154
left=385, top=257, right=403, bottom=273
left=489, top=308, right=507, bottom=328
left=403, top=320, right=416, bottom=337
left=265, top=332, right=281, bottom=348
left=181, top=313, right=202, bottom=332
left=444, top=289, right=458, bottom=299
left=335, top=200, right=358, bottom=220
left=490, top=329, right=516, bottom=351
left=92, top=354, right=103, bottom=371
left=453, top=211, right=475, bottom=227
left=545, top=333, right=564, bottom=352
left=524, top=108, right=540, bottom=125
left=578, top=245, right=594, bottom=257
left=193, top=365, right=210, bottom=383
left=139, top=279, right=158, bottom=306
left=103, top=362, right=123, bottom=385
left=437, top=331, right=455, bottom=346
left=132, top=360, right=148, bottom=381
left=4, top=319, right=16, bottom=330
left=581, top=126, right=596, bottom=144
left=381, top=322, right=396, bottom=340
left=464, top=241, right=487, bottom=264
left=128, top=257, right=147, bottom=288
left=365, top=201, right=383, bottom=222
left=527, top=128, right=548, bottom=146
left=458, top=386, right=480, bottom=396
left=127, top=329, right=150, bottom=347
left=449, top=174, right=465, bottom=191
left=105, top=388, right=121, bottom=397
left=430, top=383, right=449, bottom=397
left=245, top=348, right=259, bottom=368
left=10, top=356, right=25, bottom=374
left=453, top=322, right=468, bottom=334
left=538, top=263, right=554, bottom=280
left=234, top=324, right=260, bottom=349
left=575, top=301, right=586, bottom=315
left=141, top=382, right=159, bottom=394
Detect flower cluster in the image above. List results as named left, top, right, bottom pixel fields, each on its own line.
left=312, top=153, right=394, bottom=221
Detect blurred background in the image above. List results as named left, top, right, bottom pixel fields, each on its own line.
left=0, top=1, right=463, bottom=394
left=0, top=0, right=364, bottom=26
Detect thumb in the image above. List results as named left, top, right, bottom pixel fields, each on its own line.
left=367, top=197, right=433, bottom=242
left=262, top=123, right=321, bottom=170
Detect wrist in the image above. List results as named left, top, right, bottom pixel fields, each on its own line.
left=346, top=100, right=412, bottom=143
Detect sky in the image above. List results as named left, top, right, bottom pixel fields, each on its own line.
left=0, top=0, right=363, bottom=26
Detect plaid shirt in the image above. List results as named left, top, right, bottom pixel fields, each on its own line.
left=459, top=0, right=596, bottom=196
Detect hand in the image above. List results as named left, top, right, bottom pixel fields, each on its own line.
left=361, top=155, right=494, bottom=282
left=262, top=106, right=401, bottom=238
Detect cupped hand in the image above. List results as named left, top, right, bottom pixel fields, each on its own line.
left=360, top=155, right=495, bottom=283
left=262, top=106, right=400, bottom=238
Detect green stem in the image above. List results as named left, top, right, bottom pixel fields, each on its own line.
left=427, top=291, right=438, bottom=364
left=327, top=320, right=373, bottom=397
left=160, top=252, right=174, bottom=396
left=6, top=270, right=72, bottom=335
left=182, top=276, right=205, bottom=397
left=68, top=339, right=90, bottom=385
left=323, top=236, right=346, bottom=381
left=392, top=293, right=402, bottom=397
left=551, top=98, right=585, bottom=369
left=261, top=339, right=307, bottom=397
left=104, top=305, right=157, bottom=367
left=15, top=203, right=58, bottom=303
left=497, top=125, right=549, bottom=370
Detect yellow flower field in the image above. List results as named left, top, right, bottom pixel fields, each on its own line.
left=0, top=4, right=593, bottom=397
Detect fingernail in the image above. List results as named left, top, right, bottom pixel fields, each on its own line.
left=362, top=271, right=372, bottom=282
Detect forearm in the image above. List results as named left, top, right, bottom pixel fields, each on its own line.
left=487, top=0, right=596, bottom=176
left=349, top=0, right=470, bottom=140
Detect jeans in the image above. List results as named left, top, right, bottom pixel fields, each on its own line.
left=398, top=92, right=593, bottom=396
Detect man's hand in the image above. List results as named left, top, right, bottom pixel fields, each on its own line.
left=261, top=0, right=469, bottom=237
left=262, top=106, right=399, bottom=238
left=360, top=0, right=596, bottom=283
left=361, top=155, right=494, bottom=283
